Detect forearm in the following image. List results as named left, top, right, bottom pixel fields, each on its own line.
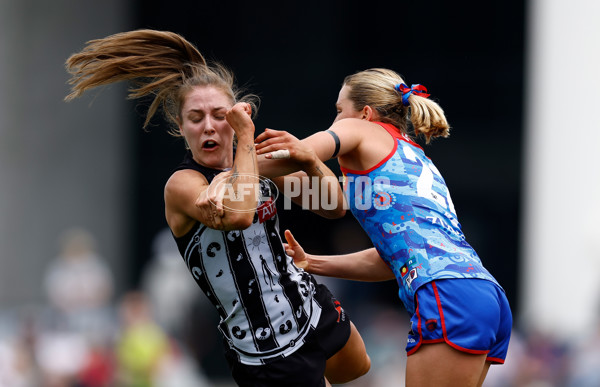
left=257, top=156, right=299, bottom=179
left=305, top=248, right=395, bottom=282
left=301, top=159, right=346, bottom=218
left=221, top=135, right=259, bottom=219
left=256, top=131, right=335, bottom=179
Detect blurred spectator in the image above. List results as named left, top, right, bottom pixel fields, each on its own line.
left=76, top=341, right=114, bottom=387
left=566, top=320, right=600, bottom=387
left=42, top=228, right=115, bottom=342
left=141, top=229, right=230, bottom=383
left=0, top=309, right=39, bottom=387
left=152, top=340, right=211, bottom=387
left=517, top=330, right=569, bottom=386
left=140, top=228, right=199, bottom=340
left=115, top=291, right=169, bottom=387
left=35, top=330, right=88, bottom=387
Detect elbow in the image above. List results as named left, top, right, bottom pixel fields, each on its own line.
left=334, top=208, right=346, bottom=218
left=317, top=195, right=347, bottom=219
left=320, top=208, right=346, bottom=219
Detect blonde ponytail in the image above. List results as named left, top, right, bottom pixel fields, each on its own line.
left=406, top=95, right=450, bottom=143
left=343, top=68, right=450, bottom=143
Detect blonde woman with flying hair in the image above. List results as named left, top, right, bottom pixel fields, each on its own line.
left=254, top=68, right=513, bottom=387
left=65, top=29, right=371, bottom=387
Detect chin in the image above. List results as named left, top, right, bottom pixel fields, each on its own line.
left=204, top=155, right=232, bottom=170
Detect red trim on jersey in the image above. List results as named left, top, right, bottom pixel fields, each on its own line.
left=486, top=356, right=505, bottom=364
left=406, top=296, right=422, bottom=356
left=378, top=122, right=423, bottom=151
left=339, top=122, right=422, bottom=176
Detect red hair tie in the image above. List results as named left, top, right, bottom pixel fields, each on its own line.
left=394, top=83, right=430, bottom=106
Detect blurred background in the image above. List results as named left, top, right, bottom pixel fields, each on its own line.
left=1, top=0, right=599, bottom=386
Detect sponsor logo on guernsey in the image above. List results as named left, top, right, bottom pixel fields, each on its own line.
left=257, top=198, right=276, bottom=223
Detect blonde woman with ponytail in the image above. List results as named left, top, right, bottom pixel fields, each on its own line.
left=256, top=68, right=512, bottom=387
left=65, top=30, right=371, bottom=387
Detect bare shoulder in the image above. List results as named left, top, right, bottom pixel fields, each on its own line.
left=328, top=118, right=387, bottom=144
left=333, top=119, right=395, bottom=171
left=165, top=169, right=208, bottom=200
left=329, top=118, right=373, bottom=133
left=164, top=169, right=210, bottom=237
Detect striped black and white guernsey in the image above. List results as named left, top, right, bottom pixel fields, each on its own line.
left=172, top=152, right=322, bottom=365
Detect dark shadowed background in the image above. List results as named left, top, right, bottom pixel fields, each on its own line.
left=130, top=0, right=524, bottom=311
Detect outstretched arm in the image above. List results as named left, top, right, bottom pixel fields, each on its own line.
left=254, top=129, right=347, bottom=219
left=255, top=118, right=366, bottom=172
left=283, top=230, right=395, bottom=282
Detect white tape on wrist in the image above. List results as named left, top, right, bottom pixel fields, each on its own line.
left=269, top=149, right=290, bottom=159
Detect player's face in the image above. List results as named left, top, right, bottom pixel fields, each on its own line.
left=179, top=86, right=235, bottom=170
left=333, top=85, right=362, bottom=123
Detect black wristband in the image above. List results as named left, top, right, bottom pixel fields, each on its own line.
left=326, top=130, right=341, bottom=158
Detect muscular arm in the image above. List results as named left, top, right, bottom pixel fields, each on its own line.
left=284, top=230, right=395, bottom=281
left=255, top=122, right=366, bottom=218
left=217, top=138, right=258, bottom=221
left=256, top=119, right=365, bottom=176
left=271, top=164, right=345, bottom=219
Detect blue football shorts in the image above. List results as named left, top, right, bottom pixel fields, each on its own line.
left=405, top=278, right=512, bottom=364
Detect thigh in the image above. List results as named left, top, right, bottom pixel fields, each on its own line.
left=325, top=321, right=371, bottom=384
left=406, top=342, right=487, bottom=387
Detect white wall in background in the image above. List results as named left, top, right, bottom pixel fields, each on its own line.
left=522, top=0, right=600, bottom=339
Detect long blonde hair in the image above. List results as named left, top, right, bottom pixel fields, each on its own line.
left=343, top=68, right=449, bottom=143
left=65, top=29, right=257, bottom=136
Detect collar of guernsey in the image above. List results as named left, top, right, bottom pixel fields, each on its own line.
left=340, top=122, right=499, bottom=314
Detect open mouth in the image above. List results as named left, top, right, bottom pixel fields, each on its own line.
left=202, top=140, right=218, bottom=150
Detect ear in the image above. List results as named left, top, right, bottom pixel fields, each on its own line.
left=176, top=117, right=184, bottom=136
left=361, top=105, right=376, bottom=121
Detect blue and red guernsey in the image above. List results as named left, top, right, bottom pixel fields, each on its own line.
left=341, top=122, right=499, bottom=314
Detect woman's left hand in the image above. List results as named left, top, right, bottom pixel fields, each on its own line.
left=283, top=229, right=310, bottom=270
left=226, top=103, right=254, bottom=139
left=255, top=128, right=317, bottom=169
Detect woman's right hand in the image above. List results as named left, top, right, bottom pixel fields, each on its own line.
left=255, top=128, right=318, bottom=170
left=194, top=170, right=231, bottom=230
